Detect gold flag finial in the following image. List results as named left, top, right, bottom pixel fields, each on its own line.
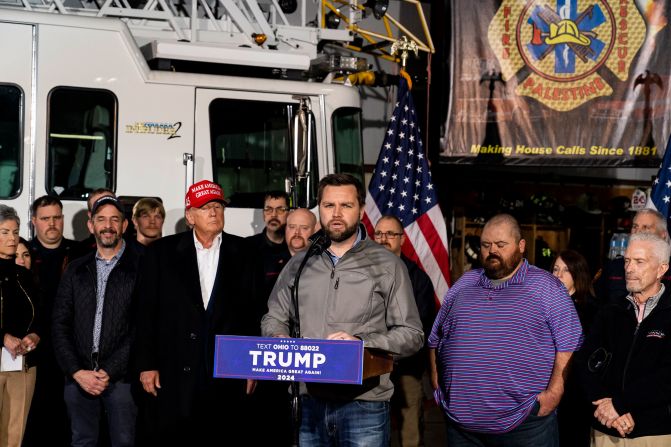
left=391, top=36, right=418, bottom=68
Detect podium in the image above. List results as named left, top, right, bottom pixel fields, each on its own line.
left=214, top=336, right=394, bottom=384
left=362, top=348, right=393, bottom=379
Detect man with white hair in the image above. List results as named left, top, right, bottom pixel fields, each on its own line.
left=579, top=233, right=671, bottom=445
left=135, top=180, right=256, bottom=444
left=597, top=208, right=671, bottom=303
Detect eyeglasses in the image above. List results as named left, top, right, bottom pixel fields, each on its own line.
left=197, top=203, right=225, bottom=213
left=480, top=241, right=510, bottom=250
left=373, top=231, right=404, bottom=239
left=263, top=206, right=289, bottom=215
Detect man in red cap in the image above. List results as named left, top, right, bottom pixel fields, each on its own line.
left=134, top=180, right=257, bottom=444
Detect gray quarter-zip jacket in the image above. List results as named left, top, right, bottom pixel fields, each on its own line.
left=261, top=236, right=424, bottom=401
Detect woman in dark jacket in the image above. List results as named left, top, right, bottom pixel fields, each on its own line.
left=552, top=249, right=599, bottom=447
left=0, top=205, right=41, bottom=447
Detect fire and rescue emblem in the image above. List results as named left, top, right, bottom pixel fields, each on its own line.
left=488, top=0, right=646, bottom=111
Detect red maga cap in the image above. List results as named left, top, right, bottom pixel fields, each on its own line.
left=185, top=180, right=229, bottom=210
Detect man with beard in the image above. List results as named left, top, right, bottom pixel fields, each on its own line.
left=578, top=233, right=671, bottom=446
left=248, top=207, right=318, bottom=447
left=285, top=208, right=318, bottom=256
left=247, top=191, right=292, bottom=301
left=24, top=195, right=77, bottom=447
left=428, top=213, right=583, bottom=446
left=52, top=196, right=141, bottom=446
left=374, top=215, right=436, bottom=447
left=245, top=192, right=294, bottom=446
left=262, top=173, right=424, bottom=447
left=69, top=188, right=117, bottom=260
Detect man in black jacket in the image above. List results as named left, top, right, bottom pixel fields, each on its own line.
left=246, top=191, right=292, bottom=315
left=595, top=208, right=671, bottom=304
left=579, top=232, right=671, bottom=445
left=52, top=196, right=141, bottom=447
left=135, top=180, right=256, bottom=445
left=24, top=195, right=77, bottom=447
left=374, top=215, right=436, bottom=447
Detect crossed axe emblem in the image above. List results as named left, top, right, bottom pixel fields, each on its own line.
left=530, top=4, right=597, bottom=62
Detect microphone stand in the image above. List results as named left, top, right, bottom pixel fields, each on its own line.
left=289, top=230, right=330, bottom=447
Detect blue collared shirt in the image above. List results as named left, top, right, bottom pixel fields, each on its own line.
left=326, top=227, right=363, bottom=266
left=92, top=240, right=126, bottom=354
left=428, top=259, right=583, bottom=433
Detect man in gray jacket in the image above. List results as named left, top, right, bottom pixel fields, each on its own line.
left=262, top=173, right=424, bottom=447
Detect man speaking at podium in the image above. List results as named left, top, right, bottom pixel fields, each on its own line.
left=262, top=173, right=424, bottom=446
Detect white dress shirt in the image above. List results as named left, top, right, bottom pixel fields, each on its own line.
left=193, top=231, right=222, bottom=309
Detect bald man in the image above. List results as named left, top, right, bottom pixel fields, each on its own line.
left=285, top=208, right=318, bottom=256
left=429, top=213, right=583, bottom=446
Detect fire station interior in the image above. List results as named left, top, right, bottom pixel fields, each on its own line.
left=394, top=9, right=656, bottom=284
left=435, top=164, right=653, bottom=283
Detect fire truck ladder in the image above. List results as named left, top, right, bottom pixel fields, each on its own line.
left=0, top=0, right=355, bottom=70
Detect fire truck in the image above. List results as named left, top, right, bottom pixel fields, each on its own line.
left=0, top=0, right=368, bottom=237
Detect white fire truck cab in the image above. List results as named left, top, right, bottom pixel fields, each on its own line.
left=0, top=4, right=364, bottom=238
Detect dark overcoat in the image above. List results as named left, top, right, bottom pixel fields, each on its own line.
left=134, top=230, right=257, bottom=441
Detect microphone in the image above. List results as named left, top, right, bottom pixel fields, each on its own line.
left=307, top=229, right=331, bottom=256
left=288, top=228, right=331, bottom=438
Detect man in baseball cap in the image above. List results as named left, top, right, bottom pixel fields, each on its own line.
left=135, top=179, right=257, bottom=444
left=52, top=189, right=140, bottom=447
left=90, top=196, right=125, bottom=217
left=184, top=180, right=230, bottom=210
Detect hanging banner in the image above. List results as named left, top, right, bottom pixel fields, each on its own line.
left=442, top=0, right=671, bottom=166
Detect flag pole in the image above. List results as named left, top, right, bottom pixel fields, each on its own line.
left=363, top=38, right=451, bottom=303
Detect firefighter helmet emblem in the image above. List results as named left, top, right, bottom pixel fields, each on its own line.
left=488, top=0, right=646, bottom=111
left=545, top=20, right=591, bottom=46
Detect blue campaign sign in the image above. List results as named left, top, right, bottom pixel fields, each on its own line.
left=214, top=335, right=364, bottom=384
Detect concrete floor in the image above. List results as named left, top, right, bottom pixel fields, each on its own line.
left=422, top=400, right=447, bottom=447
left=390, top=376, right=447, bottom=447
left=390, top=400, right=447, bottom=447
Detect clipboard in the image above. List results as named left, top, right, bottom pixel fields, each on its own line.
left=0, top=347, right=24, bottom=372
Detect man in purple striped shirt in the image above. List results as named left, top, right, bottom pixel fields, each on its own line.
left=429, top=214, right=583, bottom=446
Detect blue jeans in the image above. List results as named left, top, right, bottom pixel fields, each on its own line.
left=64, top=379, right=137, bottom=447
left=300, top=395, right=390, bottom=447
left=445, top=401, right=559, bottom=447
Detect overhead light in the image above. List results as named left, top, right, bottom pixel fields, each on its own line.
left=325, top=11, right=341, bottom=29
left=364, top=0, right=388, bottom=19
left=278, top=0, right=297, bottom=14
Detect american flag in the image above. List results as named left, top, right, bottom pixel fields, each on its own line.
left=363, top=76, right=450, bottom=302
left=650, top=135, right=671, bottom=222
